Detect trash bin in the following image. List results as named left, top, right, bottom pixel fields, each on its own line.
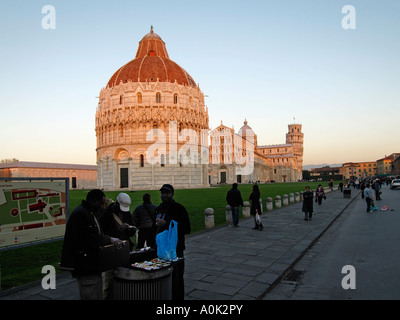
left=113, top=266, right=172, bottom=300
left=343, top=189, right=351, bottom=198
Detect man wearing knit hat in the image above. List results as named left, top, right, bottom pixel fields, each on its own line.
left=99, top=192, right=136, bottom=299
left=100, top=192, right=135, bottom=249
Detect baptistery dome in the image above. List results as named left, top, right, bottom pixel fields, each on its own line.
left=107, top=26, right=197, bottom=88
left=96, top=27, right=209, bottom=191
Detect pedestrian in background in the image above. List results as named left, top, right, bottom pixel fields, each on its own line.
left=372, top=180, right=382, bottom=200
left=329, top=179, right=334, bottom=192
left=360, top=181, right=366, bottom=199
left=226, top=183, right=244, bottom=227
left=249, top=184, right=263, bottom=230
left=302, top=186, right=313, bottom=221
left=363, top=183, right=374, bottom=213
left=132, top=193, right=157, bottom=249
left=315, top=184, right=326, bottom=205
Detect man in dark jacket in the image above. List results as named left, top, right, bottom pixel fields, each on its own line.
left=100, top=192, right=136, bottom=250
left=226, top=183, right=244, bottom=227
left=302, top=186, right=313, bottom=221
left=155, top=184, right=191, bottom=300
left=60, top=189, right=124, bottom=300
left=99, top=192, right=136, bottom=300
left=372, top=180, right=381, bottom=200
left=132, top=193, right=157, bottom=249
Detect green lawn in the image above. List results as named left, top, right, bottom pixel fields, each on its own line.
left=0, top=181, right=329, bottom=291
left=70, top=181, right=324, bottom=234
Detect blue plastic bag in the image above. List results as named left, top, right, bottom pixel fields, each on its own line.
left=156, top=220, right=178, bottom=260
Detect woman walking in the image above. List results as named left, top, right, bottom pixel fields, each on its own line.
left=315, top=184, right=326, bottom=205
left=249, top=184, right=263, bottom=230
left=302, top=186, right=313, bottom=221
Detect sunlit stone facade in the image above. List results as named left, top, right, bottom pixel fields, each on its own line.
left=95, top=28, right=209, bottom=190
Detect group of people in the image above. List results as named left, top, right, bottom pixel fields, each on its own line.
left=226, top=183, right=264, bottom=231
left=302, top=184, right=326, bottom=221
left=60, top=184, right=190, bottom=300
left=362, top=180, right=383, bottom=212
left=303, top=177, right=385, bottom=215
left=226, top=183, right=331, bottom=227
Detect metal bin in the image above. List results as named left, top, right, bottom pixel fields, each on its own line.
left=113, top=266, right=172, bottom=300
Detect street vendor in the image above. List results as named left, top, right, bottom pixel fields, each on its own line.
left=155, top=184, right=191, bottom=300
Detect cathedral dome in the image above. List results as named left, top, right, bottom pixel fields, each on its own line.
left=238, top=120, right=254, bottom=136
left=107, top=27, right=197, bottom=88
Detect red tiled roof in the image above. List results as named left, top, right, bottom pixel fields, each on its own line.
left=107, top=28, right=197, bottom=88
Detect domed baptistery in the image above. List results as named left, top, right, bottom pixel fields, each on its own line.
left=96, top=27, right=210, bottom=190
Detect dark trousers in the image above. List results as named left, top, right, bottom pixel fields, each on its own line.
left=136, top=227, right=156, bottom=249
left=172, top=258, right=185, bottom=300
left=304, top=211, right=312, bottom=220
left=366, top=197, right=372, bottom=212
left=231, top=206, right=239, bottom=226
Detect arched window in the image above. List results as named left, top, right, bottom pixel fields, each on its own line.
left=120, top=95, right=123, bottom=105
left=161, top=154, right=165, bottom=167
left=119, top=124, right=124, bottom=139
left=156, top=92, right=161, bottom=103
left=137, top=92, right=142, bottom=103
left=140, top=154, right=144, bottom=167
left=174, top=93, right=178, bottom=104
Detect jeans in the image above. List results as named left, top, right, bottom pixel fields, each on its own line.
left=231, top=206, right=239, bottom=226
left=366, top=197, right=371, bottom=212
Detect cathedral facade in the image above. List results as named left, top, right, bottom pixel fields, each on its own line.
left=95, top=28, right=303, bottom=190
left=208, top=121, right=303, bottom=185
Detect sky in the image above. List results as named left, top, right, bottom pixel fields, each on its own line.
left=0, top=0, right=399, bottom=167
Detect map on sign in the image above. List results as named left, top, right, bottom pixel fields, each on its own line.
left=0, top=179, right=67, bottom=248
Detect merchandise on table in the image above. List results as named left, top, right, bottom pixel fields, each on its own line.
left=131, top=258, right=171, bottom=271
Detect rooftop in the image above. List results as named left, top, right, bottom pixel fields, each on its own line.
left=0, top=161, right=97, bottom=170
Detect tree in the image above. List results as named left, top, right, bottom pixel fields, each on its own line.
left=1, top=158, right=19, bottom=163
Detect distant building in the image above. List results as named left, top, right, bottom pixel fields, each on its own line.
left=391, top=156, right=400, bottom=176
left=208, top=121, right=303, bottom=184
left=340, top=161, right=377, bottom=180
left=0, top=161, right=97, bottom=189
left=377, top=153, right=400, bottom=175
left=309, top=166, right=341, bottom=177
